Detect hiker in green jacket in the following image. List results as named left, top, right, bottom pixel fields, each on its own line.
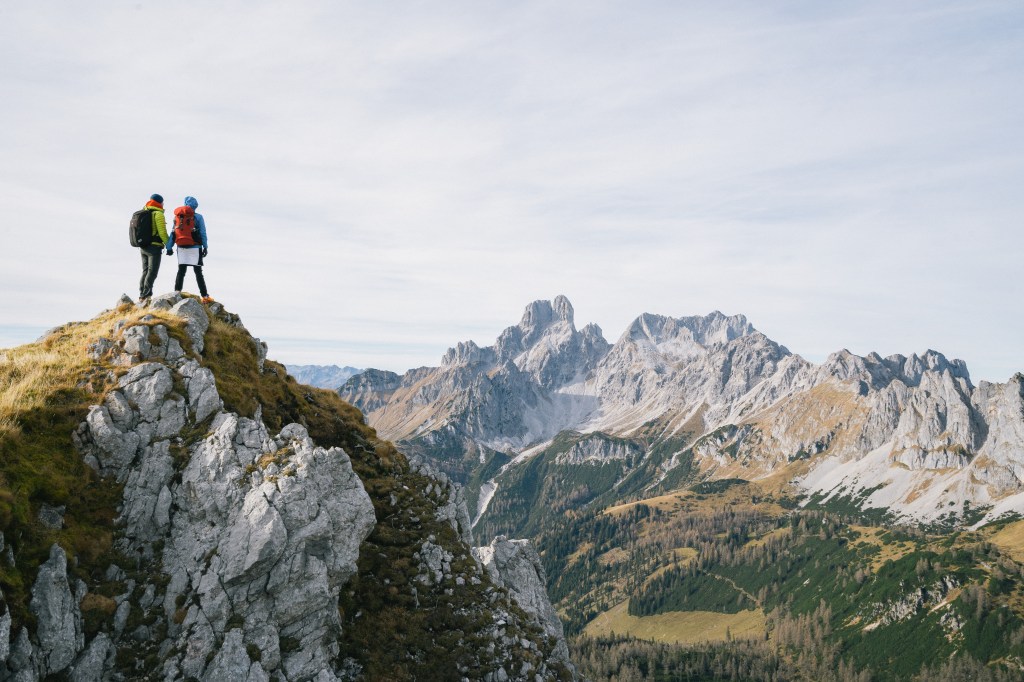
left=138, top=193, right=170, bottom=303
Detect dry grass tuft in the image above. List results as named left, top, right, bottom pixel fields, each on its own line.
left=0, top=306, right=179, bottom=439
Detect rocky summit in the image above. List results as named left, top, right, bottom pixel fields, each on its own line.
left=0, top=294, right=577, bottom=681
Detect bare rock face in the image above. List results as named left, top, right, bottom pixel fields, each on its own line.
left=555, top=433, right=644, bottom=466
left=162, top=419, right=375, bottom=681
left=474, top=537, right=575, bottom=675
left=0, top=591, right=10, bottom=665
left=973, top=375, right=1024, bottom=492
left=68, top=634, right=112, bottom=682
left=29, top=545, right=83, bottom=675
left=169, top=298, right=210, bottom=354
left=344, top=296, right=610, bottom=455
left=337, top=369, right=402, bottom=414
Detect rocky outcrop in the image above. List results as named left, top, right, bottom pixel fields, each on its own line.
left=0, top=296, right=578, bottom=681
left=407, top=454, right=476, bottom=547
left=493, top=296, right=610, bottom=390
left=161, top=419, right=376, bottom=681
left=475, top=537, right=575, bottom=675
left=29, top=545, right=83, bottom=676
left=0, top=299, right=370, bottom=681
left=555, top=434, right=643, bottom=466
left=864, top=575, right=961, bottom=631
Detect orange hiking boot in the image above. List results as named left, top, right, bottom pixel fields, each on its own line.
left=201, top=296, right=215, bottom=304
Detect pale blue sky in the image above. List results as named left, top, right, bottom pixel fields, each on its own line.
left=1, top=1, right=1022, bottom=382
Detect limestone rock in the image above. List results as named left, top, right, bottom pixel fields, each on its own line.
left=7, top=628, right=34, bottom=680
left=555, top=433, right=643, bottom=466
left=63, top=299, right=577, bottom=680
left=158, top=418, right=375, bottom=680
left=29, top=544, right=83, bottom=675
left=69, top=633, right=112, bottom=682
left=119, top=440, right=176, bottom=546
left=202, top=629, right=263, bottom=682
left=408, top=455, right=475, bottom=546
left=84, top=404, right=141, bottom=475
left=253, top=338, right=269, bottom=373
left=474, top=536, right=574, bottom=673
left=150, top=291, right=183, bottom=311
left=349, top=296, right=1024, bottom=526
left=179, top=360, right=222, bottom=423
left=170, top=298, right=210, bottom=354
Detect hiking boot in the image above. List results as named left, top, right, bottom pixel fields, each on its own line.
left=201, top=296, right=214, bottom=304
left=138, top=297, right=150, bottom=305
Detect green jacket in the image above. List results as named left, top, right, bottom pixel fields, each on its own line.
left=144, top=204, right=170, bottom=247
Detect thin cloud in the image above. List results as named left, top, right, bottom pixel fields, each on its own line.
left=0, top=1, right=1021, bottom=382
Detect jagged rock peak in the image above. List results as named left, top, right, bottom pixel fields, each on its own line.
left=821, top=347, right=972, bottom=389
left=507, top=296, right=578, bottom=353
left=519, top=295, right=575, bottom=332
left=627, top=310, right=755, bottom=344
left=442, top=339, right=495, bottom=367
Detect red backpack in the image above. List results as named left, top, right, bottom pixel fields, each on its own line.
left=174, top=206, right=200, bottom=246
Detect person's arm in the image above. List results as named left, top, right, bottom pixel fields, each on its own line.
left=154, top=210, right=170, bottom=247
left=197, top=214, right=208, bottom=253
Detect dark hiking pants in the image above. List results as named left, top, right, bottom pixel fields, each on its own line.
left=139, top=245, right=163, bottom=299
left=175, top=264, right=208, bottom=297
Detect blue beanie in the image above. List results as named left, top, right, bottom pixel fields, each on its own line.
left=184, top=196, right=198, bottom=209
left=150, top=193, right=163, bottom=203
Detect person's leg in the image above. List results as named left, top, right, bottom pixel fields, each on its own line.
left=194, top=266, right=208, bottom=297
left=146, top=245, right=161, bottom=296
left=139, top=248, right=150, bottom=298
left=140, top=247, right=161, bottom=299
left=175, top=264, right=187, bottom=292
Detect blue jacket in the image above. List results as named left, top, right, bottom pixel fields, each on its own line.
left=168, top=196, right=208, bottom=250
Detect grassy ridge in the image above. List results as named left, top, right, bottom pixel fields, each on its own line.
left=0, top=304, right=186, bottom=629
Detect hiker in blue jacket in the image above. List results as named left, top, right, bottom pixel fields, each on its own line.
left=166, top=196, right=213, bottom=303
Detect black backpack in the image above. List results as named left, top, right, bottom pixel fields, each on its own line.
left=129, top=209, right=153, bottom=247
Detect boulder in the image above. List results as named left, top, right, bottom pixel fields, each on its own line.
left=170, top=298, right=210, bottom=354
left=69, top=634, right=112, bottom=682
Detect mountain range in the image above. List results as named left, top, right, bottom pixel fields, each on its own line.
left=341, top=295, right=1024, bottom=528
left=285, top=364, right=363, bottom=390
left=334, top=296, right=1024, bottom=678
